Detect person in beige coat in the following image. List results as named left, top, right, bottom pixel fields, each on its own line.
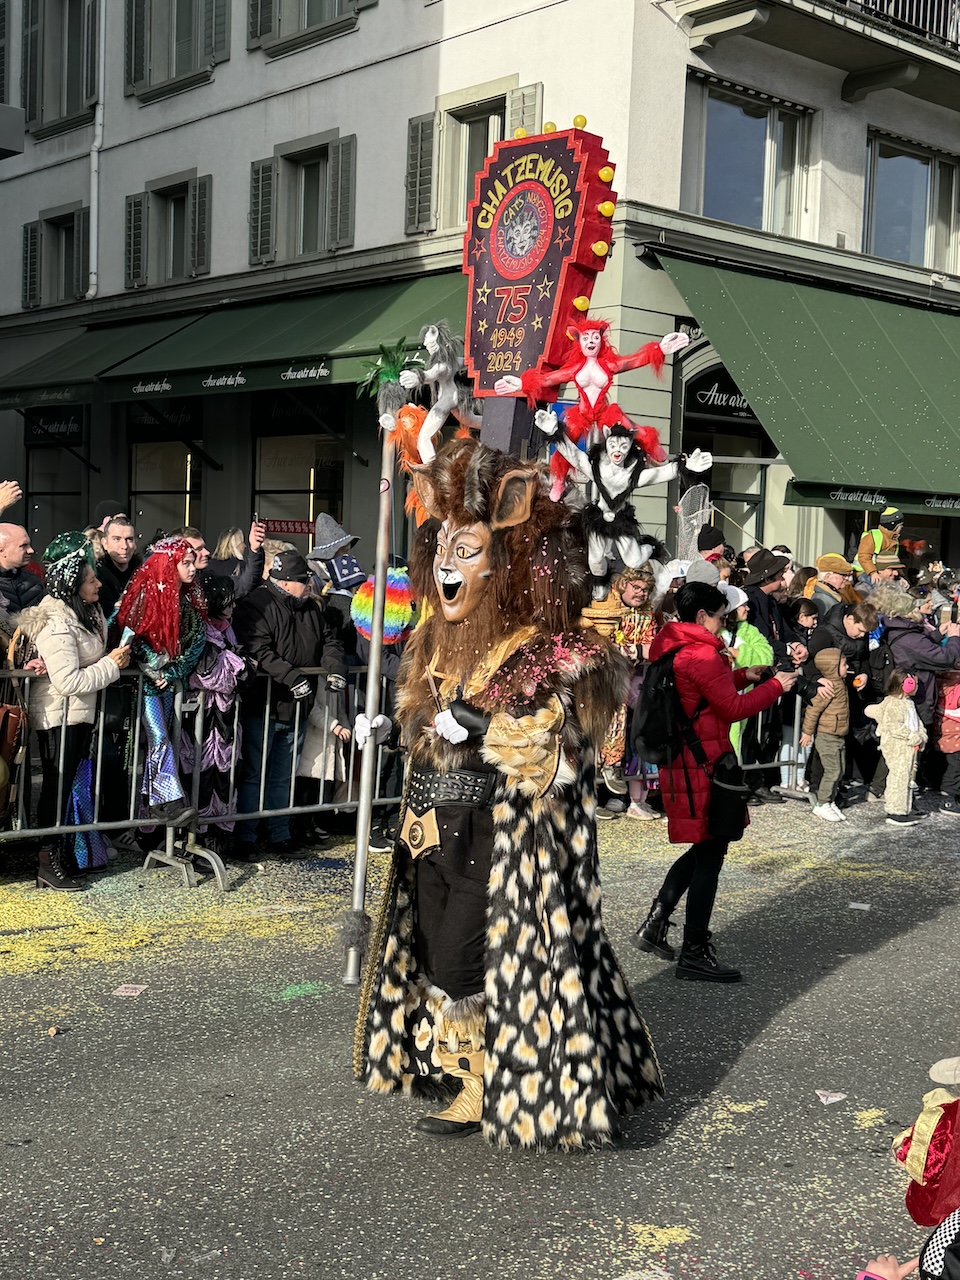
left=865, top=669, right=928, bottom=827
left=800, top=647, right=850, bottom=822
left=17, top=532, right=130, bottom=891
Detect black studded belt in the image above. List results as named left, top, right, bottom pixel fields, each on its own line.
left=405, top=766, right=497, bottom=814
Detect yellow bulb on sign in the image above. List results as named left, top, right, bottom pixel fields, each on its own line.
left=543, top=121, right=557, bottom=133
left=598, top=200, right=616, bottom=218
left=573, top=114, right=587, bottom=128
left=592, top=241, right=609, bottom=257
left=598, top=165, right=615, bottom=183
left=573, top=295, right=591, bottom=312
left=513, top=127, right=528, bottom=139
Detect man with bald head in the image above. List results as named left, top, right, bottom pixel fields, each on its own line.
left=0, top=524, right=44, bottom=624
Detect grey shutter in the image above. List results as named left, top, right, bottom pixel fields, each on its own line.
left=249, top=158, right=276, bottom=264
left=73, top=207, right=90, bottom=297
left=124, top=192, right=148, bottom=287
left=0, top=2, right=8, bottom=106
left=202, top=0, right=229, bottom=64
left=405, top=113, right=437, bottom=234
left=248, top=0, right=273, bottom=46
left=189, top=174, right=212, bottom=275
left=83, top=0, right=98, bottom=106
left=326, top=135, right=355, bottom=251
left=22, top=221, right=41, bottom=309
left=21, top=0, right=40, bottom=127
left=125, top=0, right=147, bottom=94
left=506, top=83, right=543, bottom=138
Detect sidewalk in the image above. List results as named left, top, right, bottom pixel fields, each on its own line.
left=0, top=797, right=956, bottom=1280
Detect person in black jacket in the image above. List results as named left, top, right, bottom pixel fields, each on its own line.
left=232, top=550, right=346, bottom=857
left=96, top=518, right=142, bottom=621
left=0, top=524, right=45, bottom=633
left=173, top=522, right=265, bottom=602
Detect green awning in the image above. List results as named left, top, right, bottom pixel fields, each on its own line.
left=657, top=253, right=960, bottom=512
left=0, top=314, right=205, bottom=410
left=101, top=273, right=468, bottom=401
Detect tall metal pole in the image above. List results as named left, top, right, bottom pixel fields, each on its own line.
left=343, top=427, right=396, bottom=985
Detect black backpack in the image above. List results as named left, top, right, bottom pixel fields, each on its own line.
left=632, top=649, right=701, bottom=767
left=868, top=629, right=896, bottom=697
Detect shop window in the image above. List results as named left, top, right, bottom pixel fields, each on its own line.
left=863, top=134, right=958, bottom=271
left=130, top=442, right=202, bottom=544
left=27, top=436, right=84, bottom=556
left=255, top=434, right=344, bottom=555
left=249, top=135, right=355, bottom=265
left=21, top=207, right=90, bottom=309
left=124, top=175, right=212, bottom=288
left=406, top=81, right=542, bottom=234
left=124, top=0, right=228, bottom=102
left=681, top=76, right=806, bottom=237
left=248, top=0, right=376, bottom=55
left=22, top=0, right=98, bottom=137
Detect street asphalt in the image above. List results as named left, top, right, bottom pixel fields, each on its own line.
left=1, top=794, right=957, bottom=1280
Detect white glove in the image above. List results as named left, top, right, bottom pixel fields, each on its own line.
left=684, top=447, right=713, bottom=473
left=534, top=409, right=559, bottom=436
left=398, top=369, right=421, bottom=390
left=659, top=331, right=690, bottom=356
left=379, top=412, right=396, bottom=432
left=355, top=713, right=391, bottom=750
left=434, top=708, right=469, bottom=744
left=494, top=375, right=522, bottom=396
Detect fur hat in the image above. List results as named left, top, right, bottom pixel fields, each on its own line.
left=741, top=548, right=790, bottom=588
left=816, top=553, right=854, bottom=575
left=894, top=1090, right=960, bottom=1226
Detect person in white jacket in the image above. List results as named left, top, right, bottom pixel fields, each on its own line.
left=17, top=532, right=130, bottom=891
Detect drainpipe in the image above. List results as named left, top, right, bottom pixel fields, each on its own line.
left=84, top=0, right=108, bottom=300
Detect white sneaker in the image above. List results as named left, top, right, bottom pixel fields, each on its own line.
left=828, top=802, right=847, bottom=821
left=812, top=803, right=842, bottom=822
left=626, top=801, right=663, bottom=821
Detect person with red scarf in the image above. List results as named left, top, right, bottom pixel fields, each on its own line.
left=116, top=537, right=207, bottom=826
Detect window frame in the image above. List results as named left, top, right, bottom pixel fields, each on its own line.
left=22, top=0, right=98, bottom=138
left=21, top=204, right=90, bottom=309
left=125, top=171, right=213, bottom=289
left=249, top=0, right=376, bottom=56
left=680, top=74, right=809, bottom=239
left=862, top=131, right=959, bottom=273
left=124, top=0, right=229, bottom=103
left=249, top=131, right=355, bottom=266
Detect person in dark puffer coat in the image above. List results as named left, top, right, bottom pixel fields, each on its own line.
left=632, top=581, right=796, bottom=982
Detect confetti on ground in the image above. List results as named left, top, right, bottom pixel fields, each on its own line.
left=849, top=902, right=871, bottom=910
left=854, top=1108, right=887, bottom=1129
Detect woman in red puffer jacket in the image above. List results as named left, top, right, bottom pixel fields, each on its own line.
left=632, top=582, right=797, bottom=982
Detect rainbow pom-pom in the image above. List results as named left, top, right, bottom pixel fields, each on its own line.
left=351, top=568, right=414, bottom=644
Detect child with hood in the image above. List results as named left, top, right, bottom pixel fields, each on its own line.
left=800, top=647, right=849, bottom=822
left=865, top=669, right=928, bottom=826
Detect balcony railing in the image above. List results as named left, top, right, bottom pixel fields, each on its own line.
left=853, top=0, right=960, bottom=48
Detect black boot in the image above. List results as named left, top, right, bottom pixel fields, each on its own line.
left=676, top=932, right=741, bottom=983
left=631, top=898, right=675, bottom=960
left=36, top=846, right=85, bottom=892
left=150, top=799, right=198, bottom=827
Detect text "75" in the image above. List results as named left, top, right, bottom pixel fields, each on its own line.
left=494, top=285, right=531, bottom=323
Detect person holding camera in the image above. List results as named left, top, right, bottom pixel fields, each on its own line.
left=632, top=581, right=797, bottom=982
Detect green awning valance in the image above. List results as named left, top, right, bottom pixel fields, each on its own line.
left=0, top=314, right=204, bottom=410
left=656, top=253, right=960, bottom=509
left=100, top=274, right=468, bottom=401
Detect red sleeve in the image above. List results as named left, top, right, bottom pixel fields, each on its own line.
left=733, top=669, right=750, bottom=690
left=612, top=342, right=665, bottom=378
left=519, top=363, right=579, bottom=407
left=685, top=649, right=782, bottom=723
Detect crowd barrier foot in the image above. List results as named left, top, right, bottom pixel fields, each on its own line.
left=141, top=834, right=229, bottom=891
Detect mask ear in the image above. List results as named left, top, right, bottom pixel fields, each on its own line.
left=411, top=467, right=445, bottom=522
left=490, top=470, right=537, bottom=531
left=602, top=425, right=611, bottom=438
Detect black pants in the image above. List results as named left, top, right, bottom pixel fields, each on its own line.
left=739, top=705, right=782, bottom=793
left=657, top=837, right=729, bottom=942
left=36, top=724, right=92, bottom=842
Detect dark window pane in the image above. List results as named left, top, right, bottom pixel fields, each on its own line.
left=59, top=223, right=75, bottom=300
left=703, top=91, right=767, bottom=230
left=64, top=0, right=84, bottom=114
left=300, top=160, right=323, bottom=254
left=175, top=0, right=196, bottom=77
left=168, top=193, right=187, bottom=278
left=871, top=144, right=929, bottom=266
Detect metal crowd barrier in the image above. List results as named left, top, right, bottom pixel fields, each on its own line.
left=0, top=666, right=404, bottom=890
left=738, top=691, right=808, bottom=799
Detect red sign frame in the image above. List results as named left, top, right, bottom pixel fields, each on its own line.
left=462, top=127, right=617, bottom=396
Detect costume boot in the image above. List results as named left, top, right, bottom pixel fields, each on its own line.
left=36, top=845, right=85, bottom=892
left=631, top=897, right=676, bottom=960
left=675, top=931, right=741, bottom=983
left=416, top=1011, right=485, bottom=1138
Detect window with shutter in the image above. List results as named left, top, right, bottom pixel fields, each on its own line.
left=125, top=192, right=149, bottom=288
left=326, top=136, right=356, bottom=251
left=83, top=0, right=98, bottom=106
left=22, top=0, right=40, bottom=127
left=255, top=0, right=373, bottom=57
left=125, top=0, right=147, bottom=94
left=189, top=175, right=213, bottom=275
left=249, top=159, right=276, bottom=265
left=505, top=83, right=543, bottom=139
left=0, top=1, right=8, bottom=106
left=202, top=0, right=229, bottom=64
left=73, top=207, right=90, bottom=298
left=405, top=114, right=437, bottom=235
left=22, top=222, right=42, bottom=309
left=248, top=0, right=273, bottom=46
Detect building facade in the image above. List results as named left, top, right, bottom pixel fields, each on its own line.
left=1, top=0, right=959, bottom=565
